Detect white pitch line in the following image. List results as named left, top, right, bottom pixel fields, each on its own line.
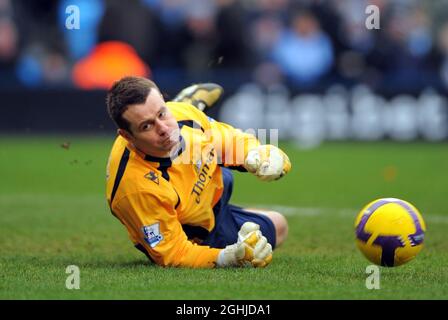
left=1, top=195, right=448, bottom=224
left=243, top=204, right=448, bottom=224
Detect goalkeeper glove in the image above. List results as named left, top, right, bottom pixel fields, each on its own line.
left=244, top=145, right=291, bottom=182
left=173, top=83, right=224, bottom=111
left=216, top=222, right=273, bottom=268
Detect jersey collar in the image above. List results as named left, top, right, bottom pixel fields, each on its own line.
left=144, top=135, right=186, bottom=166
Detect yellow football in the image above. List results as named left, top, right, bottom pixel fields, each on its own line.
left=354, top=198, right=426, bottom=267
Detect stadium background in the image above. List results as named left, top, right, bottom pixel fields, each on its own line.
left=1, top=0, right=447, bottom=299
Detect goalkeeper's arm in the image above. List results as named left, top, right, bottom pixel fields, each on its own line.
left=173, top=83, right=291, bottom=181
left=211, top=120, right=292, bottom=181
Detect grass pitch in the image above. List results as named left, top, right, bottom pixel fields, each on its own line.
left=1, top=136, right=447, bottom=299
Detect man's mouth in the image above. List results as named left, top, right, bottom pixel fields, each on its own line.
left=162, top=137, right=174, bottom=145
left=162, top=130, right=179, bottom=146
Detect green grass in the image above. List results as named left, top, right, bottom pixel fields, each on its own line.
left=1, top=136, right=447, bottom=299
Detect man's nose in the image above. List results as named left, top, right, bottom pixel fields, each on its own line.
left=156, top=119, right=169, bottom=136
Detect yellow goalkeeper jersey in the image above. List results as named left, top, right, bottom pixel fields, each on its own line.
left=105, top=102, right=259, bottom=268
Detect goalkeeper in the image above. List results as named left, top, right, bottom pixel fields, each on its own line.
left=105, top=77, right=291, bottom=268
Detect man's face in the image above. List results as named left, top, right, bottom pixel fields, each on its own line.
left=119, top=89, right=180, bottom=157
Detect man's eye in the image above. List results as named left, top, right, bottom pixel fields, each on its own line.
left=160, top=111, right=166, bottom=118
left=142, top=124, right=151, bottom=130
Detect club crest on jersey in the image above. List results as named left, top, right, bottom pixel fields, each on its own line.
left=142, top=223, right=163, bottom=248
left=144, top=171, right=159, bottom=185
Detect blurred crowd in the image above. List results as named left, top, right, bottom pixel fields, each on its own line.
left=1, top=0, right=448, bottom=91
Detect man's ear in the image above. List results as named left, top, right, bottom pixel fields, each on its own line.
left=118, top=128, right=133, bottom=142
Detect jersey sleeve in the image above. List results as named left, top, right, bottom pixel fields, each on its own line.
left=208, top=120, right=260, bottom=169
left=168, top=102, right=260, bottom=169
left=114, top=191, right=221, bottom=268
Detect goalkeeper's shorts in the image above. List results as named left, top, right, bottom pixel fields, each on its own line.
left=183, top=168, right=277, bottom=249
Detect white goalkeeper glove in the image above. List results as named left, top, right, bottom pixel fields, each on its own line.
left=244, top=145, right=291, bottom=182
left=216, top=222, right=273, bottom=268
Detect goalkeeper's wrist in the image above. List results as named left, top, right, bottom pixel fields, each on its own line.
left=216, top=246, right=237, bottom=267
left=216, top=249, right=227, bottom=267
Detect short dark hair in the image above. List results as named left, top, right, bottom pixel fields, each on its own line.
left=106, top=76, right=160, bottom=133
